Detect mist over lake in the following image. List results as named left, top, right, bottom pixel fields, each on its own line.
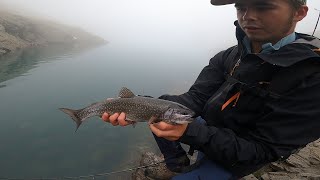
left=0, top=0, right=320, bottom=178
left=0, top=42, right=214, bottom=178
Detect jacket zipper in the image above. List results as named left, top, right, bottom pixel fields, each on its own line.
left=230, top=58, right=241, bottom=76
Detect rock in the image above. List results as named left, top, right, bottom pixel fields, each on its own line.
left=242, top=174, right=259, bottom=180
left=131, top=152, right=166, bottom=180
left=286, top=154, right=311, bottom=168
left=131, top=169, right=149, bottom=180
left=132, top=151, right=198, bottom=180
left=310, top=147, right=320, bottom=163
left=313, top=139, right=320, bottom=147
left=133, top=139, right=320, bottom=180
left=256, top=138, right=320, bottom=180
left=261, top=172, right=293, bottom=180
left=0, top=11, right=106, bottom=56
left=0, top=47, right=11, bottom=55
left=300, top=173, right=320, bottom=180
left=0, top=24, right=5, bottom=31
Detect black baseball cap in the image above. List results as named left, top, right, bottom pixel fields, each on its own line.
left=211, top=0, right=307, bottom=6
left=211, top=0, right=235, bottom=5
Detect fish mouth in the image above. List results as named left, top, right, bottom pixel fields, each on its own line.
left=163, top=107, right=195, bottom=124
left=175, top=114, right=193, bottom=119
left=173, top=118, right=193, bottom=124
left=172, top=114, right=194, bottom=124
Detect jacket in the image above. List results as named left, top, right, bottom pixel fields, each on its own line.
left=159, top=25, right=320, bottom=177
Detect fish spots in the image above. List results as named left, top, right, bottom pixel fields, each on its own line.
left=63, top=94, right=194, bottom=126
left=119, top=87, right=136, bottom=98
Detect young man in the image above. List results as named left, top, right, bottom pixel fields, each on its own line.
left=103, top=0, right=320, bottom=178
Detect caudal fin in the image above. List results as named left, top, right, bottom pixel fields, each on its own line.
left=59, top=108, right=82, bottom=131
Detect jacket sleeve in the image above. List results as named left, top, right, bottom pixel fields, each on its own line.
left=179, top=72, right=320, bottom=172
left=159, top=49, right=228, bottom=115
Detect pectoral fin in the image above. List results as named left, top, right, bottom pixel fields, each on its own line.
left=148, top=116, right=161, bottom=124
left=125, top=118, right=137, bottom=128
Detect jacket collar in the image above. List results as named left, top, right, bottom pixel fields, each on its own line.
left=234, top=21, right=320, bottom=67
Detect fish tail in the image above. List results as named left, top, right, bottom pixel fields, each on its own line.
left=59, top=108, right=82, bottom=131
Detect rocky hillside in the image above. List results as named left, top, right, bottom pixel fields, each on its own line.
left=0, top=10, right=106, bottom=56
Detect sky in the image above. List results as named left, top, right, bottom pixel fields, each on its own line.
left=1, top=0, right=320, bottom=52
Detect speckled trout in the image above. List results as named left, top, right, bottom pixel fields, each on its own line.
left=60, top=87, right=195, bottom=130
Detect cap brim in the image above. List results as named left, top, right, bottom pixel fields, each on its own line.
left=211, top=0, right=236, bottom=5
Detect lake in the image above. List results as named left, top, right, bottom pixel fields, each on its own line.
left=0, top=43, right=213, bottom=179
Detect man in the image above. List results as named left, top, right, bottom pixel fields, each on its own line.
left=102, top=0, right=320, bottom=179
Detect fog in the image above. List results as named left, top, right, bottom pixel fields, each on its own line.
left=1, top=0, right=320, bottom=52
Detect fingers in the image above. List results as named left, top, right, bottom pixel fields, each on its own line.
left=110, top=113, right=120, bottom=126
left=150, top=124, right=178, bottom=141
left=151, top=121, right=176, bottom=131
left=118, top=112, right=131, bottom=126
left=101, top=112, right=120, bottom=126
left=101, top=112, right=110, bottom=122
left=150, top=123, right=174, bottom=137
left=101, top=112, right=130, bottom=127
left=149, top=123, right=165, bottom=137
left=149, top=122, right=188, bottom=141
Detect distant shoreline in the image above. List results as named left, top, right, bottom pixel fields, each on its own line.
left=0, top=11, right=107, bottom=57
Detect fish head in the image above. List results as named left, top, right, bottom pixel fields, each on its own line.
left=163, top=104, right=195, bottom=124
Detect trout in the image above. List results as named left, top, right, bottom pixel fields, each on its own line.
left=60, top=87, right=195, bottom=130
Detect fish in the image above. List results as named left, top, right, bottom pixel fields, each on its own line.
left=60, top=87, right=195, bottom=131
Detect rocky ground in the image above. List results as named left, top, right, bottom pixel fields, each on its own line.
left=133, top=139, right=320, bottom=180
left=248, top=138, right=320, bottom=180
left=0, top=10, right=106, bottom=56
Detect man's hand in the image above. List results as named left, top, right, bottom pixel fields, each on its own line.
left=101, top=98, right=131, bottom=126
left=149, top=122, right=188, bottom=141
left=101, top=112, right=132, bottom=126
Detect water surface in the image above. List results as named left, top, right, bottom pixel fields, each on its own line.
left=0, top=43, right=211, bottom=179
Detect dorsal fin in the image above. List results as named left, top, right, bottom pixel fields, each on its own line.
left=119, top=87, right=135, bottom=98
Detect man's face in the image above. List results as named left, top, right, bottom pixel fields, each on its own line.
left=235, top=0, right=300, bottom=44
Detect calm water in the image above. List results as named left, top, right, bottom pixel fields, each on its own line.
left=0, top=43, right=211, bottom=179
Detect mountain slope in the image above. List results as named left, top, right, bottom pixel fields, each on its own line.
left=0, top=11, right=106, bottom=55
